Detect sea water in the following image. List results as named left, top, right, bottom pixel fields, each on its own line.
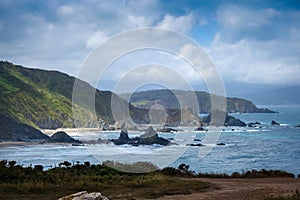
left=0, top=105, right=300, bottom=175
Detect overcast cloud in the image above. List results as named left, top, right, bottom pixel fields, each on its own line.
left=0, top=0, right=299, bottom=89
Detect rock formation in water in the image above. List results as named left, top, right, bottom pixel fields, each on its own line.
left=112, top=127, right=170, bottom=146
left=271, top=120, right=280, bottom=125
left=202, top=110, right=246, bottom=126
left=48, top=131, right=81, bottom=144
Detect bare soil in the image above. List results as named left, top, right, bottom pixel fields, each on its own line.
left=153, top=178, right=300, bottom=200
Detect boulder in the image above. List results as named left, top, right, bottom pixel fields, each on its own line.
left=48, top=131, right=81, bottom=144
left=58, top=191, right=109, bottom=200
left=271, top=120, right=280, bottom=125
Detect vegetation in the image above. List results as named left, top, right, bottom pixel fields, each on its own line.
left=196, top=169, right=295, bottom=178
left=0, top=160, right=209, bottom=199
left=0, top=160, right=298, bottom=199
left=0, top=61, right=149, bottom=141
left=121, top=89, right=276, bottom=113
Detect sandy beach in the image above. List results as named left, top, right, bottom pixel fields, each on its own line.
left=41, top=128, right=102, bottom=135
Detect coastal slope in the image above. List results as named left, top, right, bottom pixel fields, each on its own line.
left=0, top=61, right=149, bottom=141
left=121, top=89, right=275, bottom=113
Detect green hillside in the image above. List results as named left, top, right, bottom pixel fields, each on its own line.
left=121, top=89, right=275, bottom=114
left=0, top=61, right=149, bottom=141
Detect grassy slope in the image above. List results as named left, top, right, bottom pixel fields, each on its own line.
left=0, top=61, right=149, bottom=140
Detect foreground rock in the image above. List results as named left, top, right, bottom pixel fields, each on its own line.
left=112, top=127, right=170, bottom=146
left=58, top=191, right=109, bottom=200
left=48, top=131, right=81, bottom=144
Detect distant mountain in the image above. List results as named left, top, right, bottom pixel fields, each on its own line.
left=0, top=61, right=149, bottom=141
left=120, top=89, right=275, bottom=114
left=244, top=86, right=300, bottom=105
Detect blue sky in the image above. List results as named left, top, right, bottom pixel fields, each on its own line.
left=0, top=0, right=300, bottom=93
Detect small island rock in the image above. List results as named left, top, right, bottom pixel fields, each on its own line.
left=271, top=120, right=280, bottom=126
left=48, top=131, right=81, bottom=144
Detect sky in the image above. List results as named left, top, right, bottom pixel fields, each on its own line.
left=0, top=0, right=300, bottom=95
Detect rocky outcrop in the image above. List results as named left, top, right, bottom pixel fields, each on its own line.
left=166, top=107, right=202, bottom=127
left=227, top=117, right=246, bottom=126
left=35, top=115, right=64, bottom=129
left=112, top=127, right=170, bottom=146
left=58, top=191, right=109, bottom=200
left=48, top=131, right=81, bottom=143
left=271, top=120, right=280, bottom=125
left=0, top=113, right=49, bottom=142
left=248, top=122, right=261, bottom=127
left=202, top=110, right=246, bottom=127
left=157, top=126, right=178, bottom=133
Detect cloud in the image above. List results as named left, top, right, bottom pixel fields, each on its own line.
left=85, top=31, right=108, bottom=49
left=156, top=13, right=196, bottom=33
left=0, top=0, right=197, bottom=77
left=209, top=5, right=300, bottom=85
left=0, top=0, right=299, bottom=88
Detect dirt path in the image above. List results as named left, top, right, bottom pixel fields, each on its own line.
left=155, top=178, right=300, bottom=200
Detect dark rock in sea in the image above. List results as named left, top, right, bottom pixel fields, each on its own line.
left=48, top=131, right=81, bottom=144
left=202, top=110, right=246, bottom=127
left=195, top=127, right=208, bottom=131
left=112, top=127, right=170, bottom=146
left=271, top=120, right=280, bottom=126
left=217, top=143, right=226, bottom=146
left=187, top=143, right=204, bottom=147
left=138, top=127, right=170, bottom=146
left=294, top=124, right=300, bottom=128
left=113, top=129, right=130, bottom=145
left=248, top=122, right=262, bottom=127
left=157, top=126, right=178, bottom=133
left=193, top=138, right=202, bottom=141
left=227, top=118, right=246, bottom=126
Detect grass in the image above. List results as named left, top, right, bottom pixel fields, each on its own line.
left=0, top=160, right=298, bottom=199
left=0, top=160, right=210, bottom=200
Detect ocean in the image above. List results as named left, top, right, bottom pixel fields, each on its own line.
left=1, top=105, right=300, bottom=175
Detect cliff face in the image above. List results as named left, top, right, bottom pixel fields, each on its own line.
left=121, top=89, right=275, bottom=114
left=0, top=61, right=149, bottom=141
